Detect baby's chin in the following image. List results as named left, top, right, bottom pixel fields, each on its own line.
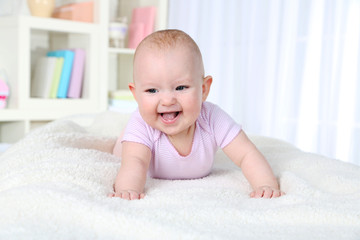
left=156, top=125, right=184, bottom=137
left=160, top=123, right=196, bottom=138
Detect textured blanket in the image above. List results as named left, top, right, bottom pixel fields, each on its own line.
left=0, top=111, right=359, bottom=239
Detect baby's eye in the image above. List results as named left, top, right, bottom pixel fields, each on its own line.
left=176, top=85, right=188, bottom=91
left=146, top=88, right=158, bottom=93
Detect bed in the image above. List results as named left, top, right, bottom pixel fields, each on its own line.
left=0, top=111, right=359, bottom=239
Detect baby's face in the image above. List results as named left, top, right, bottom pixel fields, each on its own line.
left=130, top=45, right=206, bottom=137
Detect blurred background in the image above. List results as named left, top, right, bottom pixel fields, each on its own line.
left=168, top=0, right=360, bottom=165
left=0, top=0, right=359, bottom=165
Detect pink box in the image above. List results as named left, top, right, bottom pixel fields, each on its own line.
left=52, top=1, right=93, bottom=23
left=128, top=6, right=156, bottom=49
left=0, top=78, right=9, bottom=109
left=128, top=23, right=145, bottom=49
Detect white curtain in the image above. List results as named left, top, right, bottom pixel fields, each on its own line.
left=168, top=0, right=360, bottom=165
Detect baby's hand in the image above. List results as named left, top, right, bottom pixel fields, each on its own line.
left=108, top=190, right=145, bottom=200
left=250, top=186, right=285, bottom=198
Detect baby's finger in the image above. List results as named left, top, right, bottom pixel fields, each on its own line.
left=262, top=189, right=273, bottom=198
left=129, top=192, right=140, bottom=200
left=250, top=189, right=264, bottom=198
left=108, top=193, right=115, bottom=198
left=113, top=192, right=122, bottom=198
left=121, top=191, right=131, bottom=200
left=271, top=190, right=281, bottom=198
left=272, top=190, right=286, bottom=198
left=250, top=191, right=258, bottom=198
left=115, top=191, right=130, bottom=200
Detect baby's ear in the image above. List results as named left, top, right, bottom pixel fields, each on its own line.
left=128, top=82, right=137, bottom=101
left=202, top=76, right=213, bottom=101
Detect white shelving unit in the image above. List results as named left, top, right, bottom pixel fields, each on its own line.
left=104, top=0, right=168, bottom=96
left=0, top=1, right=105, bottom=144
left=0, top=0, right=168, bottom=144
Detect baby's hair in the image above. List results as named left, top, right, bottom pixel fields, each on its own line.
left=134, top=29, right=205, bottom=75
left=136, top=29, right=199, bottom=52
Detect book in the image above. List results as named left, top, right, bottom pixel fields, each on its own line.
left=47, top=50, right=75, bottom=98
left=49, top=57, right=64, bottom=98
left=108, top=100, right=138, bottom=113
left=31, top=56, right=57, bottom=98
left=128, top=6, right=156, bottom=49
left=108, top=90, right=137, bottom=113
left=67, top=48, right=85, bottom=98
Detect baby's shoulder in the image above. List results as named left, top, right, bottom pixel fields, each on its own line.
left=200, top=101, right=229, bottom=123
left=198, top=102, right=221, bottom=133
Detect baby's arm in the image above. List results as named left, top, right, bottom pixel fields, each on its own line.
left=223, top=130, right=284, bottom=198
left=110, top=141, right=151, bottom=200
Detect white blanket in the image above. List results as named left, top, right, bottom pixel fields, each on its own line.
left=0, top=111, right=359, bottom=239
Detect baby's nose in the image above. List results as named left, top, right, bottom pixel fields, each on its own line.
left=160, top=92, right=176, bottom=106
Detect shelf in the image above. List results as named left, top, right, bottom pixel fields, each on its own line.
left=0, top=107, right=92, bottom=120
left=0, top=121, right=26, bottom=143
left=0, top=119, right=53, bottom=144
left=29, top=29, right=94, bottom=100
left=106, top=0, right=168, bottom=95
left=0, top=110, right=26, bottom=121
left=0, top=0, right=168, bottom=144
left=0, top=14, right=102, bottom=110
left=0, top=15, right=99, bottom=34
left=108, top=48, right=135, bottom=55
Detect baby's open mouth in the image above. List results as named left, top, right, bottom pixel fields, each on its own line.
left=160, top=111, right=180, bottom=122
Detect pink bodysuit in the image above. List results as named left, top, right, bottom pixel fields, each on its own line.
left=121, top=101, right=242, bottom=180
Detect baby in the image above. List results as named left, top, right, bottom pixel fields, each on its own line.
left=110, top=29, right=284, bottom=200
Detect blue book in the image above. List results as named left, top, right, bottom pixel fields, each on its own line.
left=47, top=50, right=75, bottom=98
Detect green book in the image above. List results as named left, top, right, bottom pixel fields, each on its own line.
left=47, top=50, right=75, bottom=98
left=49, top=57, right=64, bottom=98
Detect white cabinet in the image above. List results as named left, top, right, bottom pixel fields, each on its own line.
left=0, top=2, right=105, bottom=143
left=0, top=0, right=168, bottom=144
left=0, top=16, right=102, bottom=111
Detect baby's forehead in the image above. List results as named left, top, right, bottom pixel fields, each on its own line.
left=136, top=41, right=202, bottom=66
left=140, top=39, right=197, bottom=55
left=143, top=44, right=194, bottom=58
